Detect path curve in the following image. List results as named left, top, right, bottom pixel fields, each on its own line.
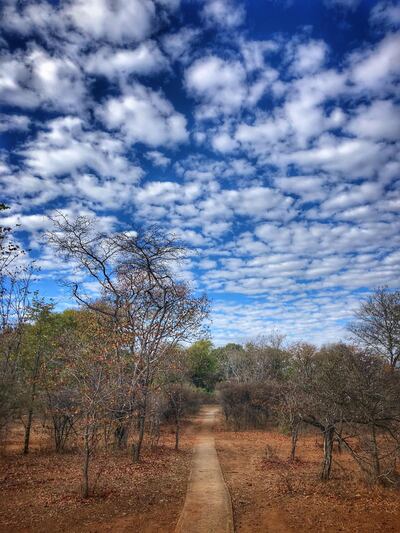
left=175, top=405, right=234, bottom=533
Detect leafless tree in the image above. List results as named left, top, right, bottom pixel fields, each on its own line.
left=293, top=343, right=352, bottom=480
left=349, top=287, right=400, bottom=368
left=160, top=347, right=200, bottom=451
left=220, top=335, right=288, bottom=384
left=47, top=214, right=208, bottom=462
left=293, top=341, right=400, bottom=483
left=335, top=350, right=400, bottom=484
left=276, top=380, right=303, bottom=462
left=46, top=388, right=78, bottom=453
left=0, top=206, right=33, bottom=436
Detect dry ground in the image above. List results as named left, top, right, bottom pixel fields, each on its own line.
left=215, top=425, right=400, bottom=533
left=0, top=421, right=194, bottom=532
left=2, top=413, right=400, bottom=532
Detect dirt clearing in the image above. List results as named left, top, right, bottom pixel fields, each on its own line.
left=216, top=427, right=400, bottom=533
left=0, top=423, right=193, bottom=533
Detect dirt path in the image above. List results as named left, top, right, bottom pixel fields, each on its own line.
left=175, top=405, right=234, bottom=533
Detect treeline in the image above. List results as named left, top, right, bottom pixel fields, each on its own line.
left=0, top=211, right=209, bottom=497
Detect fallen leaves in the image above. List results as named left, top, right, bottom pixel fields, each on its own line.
left=216, top=428, right=400, bottom=533
left=0, top=425, right=192, bottom=532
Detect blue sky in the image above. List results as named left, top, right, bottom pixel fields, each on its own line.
left=1, top=0, right=399, bottom=345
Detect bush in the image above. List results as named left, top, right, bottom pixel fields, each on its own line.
left=218, top=382, right=278, bottom=430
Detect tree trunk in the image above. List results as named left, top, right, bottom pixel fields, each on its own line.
left=23, top=406, right=34, bottom=455
left=175, top=414, right=180, bottom=451
left=132, top=394, right=147, bottom=463
left=53, top=414, right=74, bottom=452
left=321, top=426, right=334, bottom=480
left=114, top=422, right=128, bottom=449
left=23, top=351, right=41, bottom=454
left=371, top=422, right=381, bottom=480
left=336, top=415, right=344, bottom=454
left=82, top=423, right=90, bottom=498
left=290, top=421, right=299, bottom=461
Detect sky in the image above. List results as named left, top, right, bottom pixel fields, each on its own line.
left=0, top=0, right=399, bottom=346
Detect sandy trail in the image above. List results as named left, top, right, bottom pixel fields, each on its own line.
left=175, top=405, right=234, bottom=533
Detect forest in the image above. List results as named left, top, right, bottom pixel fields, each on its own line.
left=1, top=208, right=400, bottom=532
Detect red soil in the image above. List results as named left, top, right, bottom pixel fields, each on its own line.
left=215, top=427, right=400, bottom=533
left=2, top=416, right=400, bottom=532
left=0, top=422, right=193, bottom=532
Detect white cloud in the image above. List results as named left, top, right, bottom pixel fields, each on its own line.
left=284, top=98, right=326, bottom=145
left=1, top=1, right=64, bottom=37
left=284, top=69, right=346, bottom=143
left=185, top=56, right=247, bottom=115
left=145, top=150, right=171, bottom=167
left=66, top=0, right=156, bottom=44
left=252, top=221, right=400, bottom=268
left=0, top=48, right=86, bottom=112
left=0, top=55, right=40, bottom=108
left=240, top=39, right=279, bottom=72
left=30, top=48, right=86, bottom=111
left=290, top=40, right=328, bottom=75
left=198, top=258, right=218, bottom=269
left=321, top=181, right=383, bottom=212
left=212, top=132, right=239, bottom=153
left=133, top=180, right=296, bottom=234
left=2, top=0, right=179, bottom=49
left=274, top=175, right=328, bottom=203
left=136, top=180, right=201, bottom=205
left=276, top=135, right=392, bottom=177
left=210, top=294, right=355, bottom=346
left=234, top=68, right=346, bottom=150
left=185, top=48, right=280, bottom=118
left=235, top=114, right=289, bottom=146
left=85, top=41, right=168, bottom=78
left=161, top=28, right=201, bottom=63
left=22, top=116, right=141, bottom=181
left=347, top=99, right=400, bottom=140
left=0, top=171, right=59, bottom=207
left=201, top=0, right=245, bottom=28
left=98, top=84, right=188, bottom=146
left=370, top=2, right=400, bottom=29
left=350, top=32, right=400, bottom=92
left=1, top=213, right=55, bottom=234
left=2, top=116, right=144, bottom=209
left=226, top=187, right=294, bottom=220
left=1, top=208, right=118, bottom=251
left=0, top=113, right=30, bottom=132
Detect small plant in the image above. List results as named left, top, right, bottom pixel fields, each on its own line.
left=264, top=443, right=280, bottom=463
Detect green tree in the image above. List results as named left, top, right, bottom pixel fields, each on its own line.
left=187, top=339, right=219, bottom=392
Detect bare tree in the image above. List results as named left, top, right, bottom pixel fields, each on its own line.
left=47, top=214, right=208, bottom=462
left=219, top=335, right=288, bottom=384
left=160, top=347, right=199, bottom=451
left=277, top=381, right=303, bottom=462
left=349, top=287, right=400, bottom=368
left=0, top=205, right=33, bottom=436
left=293, top=343, right=351, bottom=480
left=336, top=350, right=400, bottom=484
